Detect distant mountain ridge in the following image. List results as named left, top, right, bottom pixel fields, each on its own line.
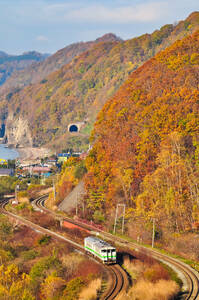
left=0, top=51, right=8, bottom=58
left=0, top=33, right=122, bottom=93
left=0, top=12, right=199, bottom=150
left=0, top=50, right=49, bottom=86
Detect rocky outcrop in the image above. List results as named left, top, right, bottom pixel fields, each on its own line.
left=5, top=112, right=33, bottom=147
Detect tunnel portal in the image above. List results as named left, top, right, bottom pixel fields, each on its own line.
left=69, top=124, right=78, bottom=132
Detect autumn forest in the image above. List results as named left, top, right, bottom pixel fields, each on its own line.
left=0, top=10, right=199, bottom=300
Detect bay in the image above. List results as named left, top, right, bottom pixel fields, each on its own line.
left=0, top=144, right=19, bottom=160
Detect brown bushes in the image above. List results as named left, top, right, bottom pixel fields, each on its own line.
left=164, top=233, right=199, bottom=261
left=128, top=279, right=179, bottom=300
left=143, top=264, right=170, bottom=282
left=79, top=278, right=102, bottom=300
left=122, top=252, right=180, bottom=300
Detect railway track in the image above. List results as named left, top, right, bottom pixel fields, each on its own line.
left=0, top=197, right=129, bottom=300
left=103, top=264, right=128, bottom=300
left=34, top=194, right=199, bottom=300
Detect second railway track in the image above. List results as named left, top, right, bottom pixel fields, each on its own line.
left=0, top=196, right=129, bottom=300
left=34, top=194, right=199, bottom=300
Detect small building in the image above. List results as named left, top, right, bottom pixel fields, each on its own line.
left=22, top=166, right=51, bottom=176
left=57, top=153, right=71, bottom=163
left=46, top=159, right=57, bottom=166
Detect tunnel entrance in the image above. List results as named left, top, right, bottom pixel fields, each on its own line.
left=69, top=124, right=78, bottom=132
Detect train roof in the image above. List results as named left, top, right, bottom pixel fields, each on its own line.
left=85, top=236, right=115, bottom=250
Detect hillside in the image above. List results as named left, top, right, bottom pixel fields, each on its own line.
left=0, top=33, right=121, bottom=93
left=0, top=51, right=48, bottom=86
left=1, top=12, right=199, bottom=150
left=84, top=31, right=199, bottom=233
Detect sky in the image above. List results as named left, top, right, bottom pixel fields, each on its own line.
left=1, top=0, right=198, bottom=55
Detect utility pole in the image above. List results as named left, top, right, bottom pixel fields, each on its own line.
left=82, top=197, right=85, bottom=218
left=53, top=174, right=59, bottom=203
left=53, top=179, right=56, bottom=203
left=76, top=193, right=78, bottom=216
left=152, top=218, right=155, bottom=248
left=121, top=204, right=126, bottom=235
left=113, top=205, right=118, bottom=234
left=113, top=204, right=126, bottom=234
left=15, top=186, right=17, bottom=203
left=15, top=185, right=19, bottom=204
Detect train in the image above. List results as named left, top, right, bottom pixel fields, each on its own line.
left=84, top=236, right=116, bottom=264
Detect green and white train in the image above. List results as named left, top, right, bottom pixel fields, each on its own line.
left=84, top=236, right=116, bottom=264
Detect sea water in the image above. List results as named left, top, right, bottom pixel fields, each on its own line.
left=0, top=144, right=19, bottom=160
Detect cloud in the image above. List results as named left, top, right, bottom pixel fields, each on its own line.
left=42, top=1, right=168, bottom=24
left=0, top=0, right=198, bottom=54
left=65, top=2, right=169, bottom=23
left=36, top=35, right=49, bottom=42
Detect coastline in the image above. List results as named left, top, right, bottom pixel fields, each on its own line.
left=17, top=147, right=52, bottom=163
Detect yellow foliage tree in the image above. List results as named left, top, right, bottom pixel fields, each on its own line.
left=0, top=264, right=35, bottom=300
left=40, top=274, right=66, bottom=300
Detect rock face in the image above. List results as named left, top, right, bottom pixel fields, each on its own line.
left=5, top=112, right=32, bottom=147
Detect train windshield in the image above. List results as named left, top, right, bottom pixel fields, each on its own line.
left=111, top=249, right=116, bottom=256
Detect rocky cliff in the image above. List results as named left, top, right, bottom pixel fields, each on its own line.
left=5, top=112, right=33, bottom=147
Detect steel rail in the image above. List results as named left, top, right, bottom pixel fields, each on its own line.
left=35, top=194, right=199, bottom=299
left=0, top=196, right=129, bottom=300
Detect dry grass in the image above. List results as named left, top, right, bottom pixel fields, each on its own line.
left=121, top=254, right=179, bottom=300
left=78, top=278, right=102, bottom=300
left=116, top=279, right=179, bottom=300
left=129, top=279, right=179, bottom=300
left=123, top=255, right=143, bottom=280
left=123, top=254, right=169, bottom=282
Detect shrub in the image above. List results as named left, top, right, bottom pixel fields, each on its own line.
left=0, top=249, right=14, bottom=263
left=93, top=210, right=105, bottom=223
left=144, top=264, right=169, bottom=282
left=40, top=79, right=47, bottom=84
left=60, top=253, right=84, bottom=279
left=0, top=215, right=12, bottom=238
left=74, top=161, right=87, bottom=179
left=37, top=235, right=51, bottom=246
left=40, top=274, right=66, bottom=300
left=61, top=277, right=84, bottom=300
left=21, top=250, right=39, bottom=261
left=15, top=202, right=27, bottom=210
left=30, top=255, right=61, bottom=285
left=78, top=278, right=101, bottom=300
left=18, top=191, right=28, bottom=198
